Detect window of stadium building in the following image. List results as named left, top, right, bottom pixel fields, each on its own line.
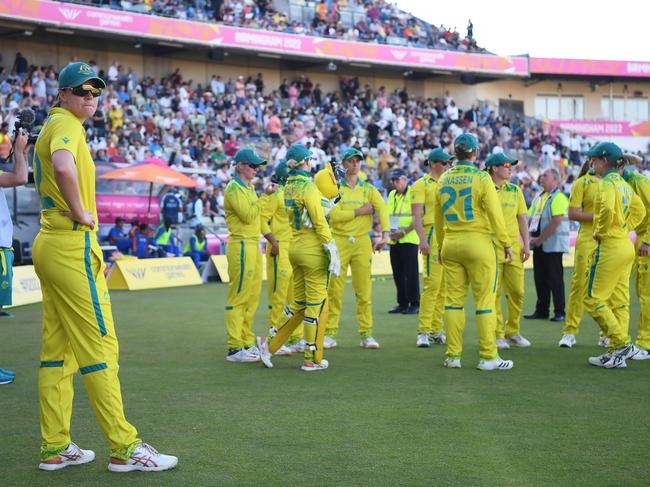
left=535, top=95, right=584, bottom=120
left=601, top=97, right=649, bottom=123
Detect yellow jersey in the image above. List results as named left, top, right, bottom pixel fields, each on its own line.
left=259, top=185, right=292, bottom=243
left=434, top=161, right=510, bottom=249
left=329, top=177, right=389, bottom=238
left=411, top=173, right=438, bottom=227
left=284, top=170, right=333, bottom=253
left=495, top=181, right=527, bottom=248
left=33, top=107, right=97, bottom=232
left=569, top=174, right=599, bottom=243
left=593, top=170, right=646, bottom=240
left=224, top=176, right=261, bottom=242
left=623, top=169, right=650, bottom=244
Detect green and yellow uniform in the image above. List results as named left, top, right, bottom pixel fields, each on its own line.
left=411, top=173, right=445, bottom=335
left=623, top=169, right=650, bottom=350
left=326, top=177, right=389, bottom=339
left=586, top=171, right=646, bottom=351
left=224, top=176, right=263, bottom=351
left=494, top=181, right=527, bottom=339
left=33, top=107, right=139, bottom=461
left=259, top=185, right=302, bottom=342
left=268, top=169, right=333, bottom=363
left=434, top=162, right=511, bottom=360
left=565, top=173, right=601, bottom=336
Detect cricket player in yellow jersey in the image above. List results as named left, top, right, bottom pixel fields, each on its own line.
left=259, top=161, right=302, bottom=355
left=224, top=148, right=267, bottom=363
left=485, top=153, right=532, bottom=349
left=433, top=133, right=514, bottom=370
left=257, top=144, right=341, bottom=371
left=325, top=148, right=390, bottom=349
left=585, top=142, right=646, bottom=368
left=559, top=152, right=602, bottom=348
left=621, top=159, right=650, bottom=361
left=33, top=62, right=176, bottom=472
left=412, top=148, right=453, bottom=348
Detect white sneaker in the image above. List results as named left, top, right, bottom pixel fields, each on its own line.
left=598, top=336, right=610, bottom=348
left=225, top=349, right=246, bottom=362
left=323, top=336, right=337, bottom=349
left=558, top=333, right=576, bottom=348
left=301, top=359, right=329, bottom=372
left=589, top=346, right=630, bottom=369
left=588, top=351, right=613, bottom=367
left=108, top=442, right=178, bottom=472
left=274, top=345, right=293, bottom=356
left=624, top=344, right=639, bottom=359
left=507, top=335, right=531, bottom=348
left=256, top=336, right=273, bottom=368
left=360, top=337, right=380, bottom=349
left=416, top=333, right=431, bottom=348
left=631, top=348, right=650, bottom=360
left=443, top=357, right=461, bottom=368
left=242, top=346, right=261, bottom=362
left=496, top=338, right=510, bottom=349
left=430, top=331, right=446, bottom=344
left=39, top=442, right=95, bottom=471
left=477, top=357, right=513, bottom=371
left=289, top=340, right=305, bottom=353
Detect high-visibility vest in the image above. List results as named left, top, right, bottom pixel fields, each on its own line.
left=183, top=235, right=206, bottom=254
left=155, top=224, right=172, bottom=245
left=0, top=134, right=11, bottom=160
left=387, top=186, right=419, bottom=245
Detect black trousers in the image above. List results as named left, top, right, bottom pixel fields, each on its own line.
left=532, top=248, right=565, bottom=316
left=389, top=243, right=420, bottom=308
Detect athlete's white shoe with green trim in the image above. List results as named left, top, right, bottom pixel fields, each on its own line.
left=323, top=337, right=337, bottom=349
left=496, top=338, right=510, bottom=349
left=360, top=337, right=380, bottom=349
left=108, top=442, right=177, bottom=472
left=477, top=357, right=513, bottom=371
left=39, top=442, right=95, bottom=471
left=443, top=357, right=461, bottom=368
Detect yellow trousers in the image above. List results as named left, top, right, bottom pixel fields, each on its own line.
left=495, top=243, right=524, bottom=339
left=418, top=225, right=445, bottom=334
left=326, top=234, right=373, bottom=338
left=266, top=241, right=302, bottom=342
left=270, top=249, right=328, bottom=363
left=584, top=238, right=634, bottom=350
left=564, top=238, right=605, bottom=336
left=225, top=239, right=262, bottom=350
left=634, top=249, right=650, bottom=350
left=33, top=231, right=139, bottom=461
left=442, top=234, right=498, bottom=360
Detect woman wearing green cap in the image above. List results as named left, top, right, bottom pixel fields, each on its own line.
left=412, top=147, right=453, bottom=348
left=585, top=142, right=646, bottom=368
left=257, top=144, right=341, bottom=371
left=259, top=160, right=303, bottom=355
left=32, top=62, right=177, bottom=472
left=324, top=147, right=390, bottom=350
left=223, top=148, right=267, bottom=363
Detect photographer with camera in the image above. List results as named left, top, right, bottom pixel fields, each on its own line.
left=0, top=127, right=30, bottom=385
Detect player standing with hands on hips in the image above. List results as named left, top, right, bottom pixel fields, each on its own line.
left=32, top=62, right=177, bottom=472
left=433, top=134, right=514, bottom=371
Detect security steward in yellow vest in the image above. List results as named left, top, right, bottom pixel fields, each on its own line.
left=325, top=148, right=390, bottom=349
left=387, top=168, right=420, bottom=314
left=182, top=224, right=209, bottom=268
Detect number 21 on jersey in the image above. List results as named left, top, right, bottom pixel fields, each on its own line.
left=440, top=186, right=474, bottom=222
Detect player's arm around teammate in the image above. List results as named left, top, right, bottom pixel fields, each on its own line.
left=257, top=144, right=341, bottom=371
left=433, top=133, right=513, bottom=371
left=411, top=148, right=453, bottom=348
left=560, top=154, right=602, bottom=348
left=223, top=148, right=267, bottom=363
left=485, top=153, right=531, bottom=350
left=324, top=148, right=390, bottom=349
left=585, top=143, right=646, bottom=368
left=620, top=159, right=650, bottom=361
left=32, top=62, right=176, bottom=472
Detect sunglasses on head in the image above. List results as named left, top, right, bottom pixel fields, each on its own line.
left=69, top=84, right=102, bottom=98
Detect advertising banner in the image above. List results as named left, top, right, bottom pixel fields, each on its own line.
left=544, top=120, right=650, bottom=137
left=8, top=265, right=42, bottom=308
left=107, top=257, right=202, bottom=290
left=531, top=57, right=650, bottom=78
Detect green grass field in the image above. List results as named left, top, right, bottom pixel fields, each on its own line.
left=2, top=270, right=649, bottom=487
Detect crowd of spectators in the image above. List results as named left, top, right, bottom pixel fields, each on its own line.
left=67, top=0, right=485, bottom=53
left=1, top=52, right=649, bottom=235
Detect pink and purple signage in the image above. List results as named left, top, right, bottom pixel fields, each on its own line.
left=543, top=120, right=650, bottom=137
left=0, top=0, right=528, bottom=76
left=96, top=194, right=160, bottom=225
left=530, top=57, right=650, bottom=78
